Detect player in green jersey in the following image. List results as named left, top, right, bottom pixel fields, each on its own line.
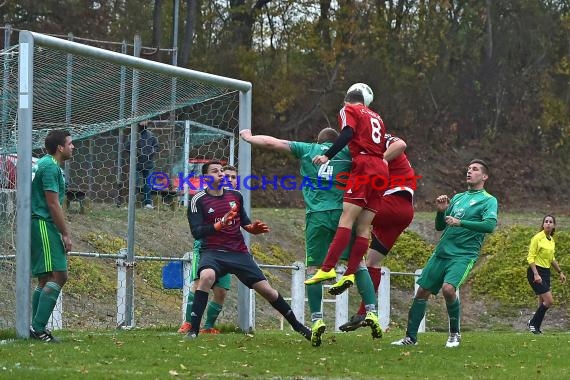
left=392, top=159, right=498, bottom=348
left=239, top=128, right=379, bottom=346
left=30, top=129, right=75, bottom=342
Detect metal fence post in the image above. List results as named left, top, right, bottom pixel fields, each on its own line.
left=290, top=261, right=305, bottom=325
left=378, top=266, right=390, bottom=330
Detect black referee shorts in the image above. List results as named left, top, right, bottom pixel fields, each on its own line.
left=198, top=250, right=267, bottom=288
left=527, top=265, right=551, bottom=295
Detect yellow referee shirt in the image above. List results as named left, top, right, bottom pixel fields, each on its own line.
left=527, top=230, right=556, bottom=268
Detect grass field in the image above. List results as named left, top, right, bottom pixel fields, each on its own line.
left=2, top=209, right=569, bottom=378
left=1, top=328, right=569, bottom=379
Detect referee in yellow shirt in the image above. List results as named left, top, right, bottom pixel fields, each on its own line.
left=526, top=215, right=566, bottom=334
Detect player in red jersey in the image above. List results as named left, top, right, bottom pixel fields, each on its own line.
left=305, top=83, right=388, bottom=303
left=340, top=135, right=418, bottom=331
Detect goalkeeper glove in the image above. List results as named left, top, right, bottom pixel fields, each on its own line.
left=214, top=205, right=238, bottom=231
left=243, top=220, right=270, bottom=235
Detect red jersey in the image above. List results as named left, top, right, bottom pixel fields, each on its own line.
left=338, top=103, right=386, bottom=159
left=384, top=134, right=416, bottom=196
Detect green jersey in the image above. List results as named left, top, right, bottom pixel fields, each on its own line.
left=289, top=142, right=351, bottom=214
left=31, top=155, right=66, bottom=221
left=434, top=189, right=498, bottom=260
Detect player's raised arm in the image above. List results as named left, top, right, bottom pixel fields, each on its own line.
left=240, top=129, right=291, bottom=153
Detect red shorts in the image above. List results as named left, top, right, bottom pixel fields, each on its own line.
left=371, top=192, right=414, bottom=250
left=341, top=155, right=388, bottom=213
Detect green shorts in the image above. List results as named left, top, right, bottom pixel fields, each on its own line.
left=191, top=248, right=231, bottom=290
left=305, top=210, right=351, bottom=267
left=31, top=218, right=67, bottom=277
left=417, top=254, right=476, bottom=295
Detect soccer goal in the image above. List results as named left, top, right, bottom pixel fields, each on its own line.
left=4, top=31, right=255, bottom=338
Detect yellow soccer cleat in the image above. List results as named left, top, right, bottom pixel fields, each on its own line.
left=328, top=274, right=355, bottom=295
left=311, top=319, right=326, bottom=347
left=364, top=311, right=383, bottom=339
left=304, top=268, right=336, bottom=285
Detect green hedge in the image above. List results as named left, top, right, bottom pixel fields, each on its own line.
left=383, top=231, right=434, bottom=288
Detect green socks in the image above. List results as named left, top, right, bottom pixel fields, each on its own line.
left=32, top=286, right=42, bottom=319
left=355, top=268, right=377, bottom=309
left=446, top=297, right=461, bottom=333
left=31, top=282, right=61, bottom=332
left=406, top=298, right=427, bottom=341
left=204, top=301, right=223, bottom=329
left=306, top=281, right=323, bottom=319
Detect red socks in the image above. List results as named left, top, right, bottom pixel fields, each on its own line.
left=321, top=227, right=352, bottom=271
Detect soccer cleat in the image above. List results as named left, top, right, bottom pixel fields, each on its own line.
left=311, top=320, right=326, bottom=347
left=527, top=320, right=543, bottom=335
left=200, top=327, right=221, bottom=335
left=177, top=321, right=192, bottom=334
left=445, top=333, right=461, bottom=348
left=185, top=331, right=198, bottom=340
left=363, top=311, right=383, bottom=339
left=30, top=327, right=59, bottom=343
left=304, top=268, right=337, bottom=285
left=391, top=336, right=417, bottom=346
left=328, top=274, right=355, bottom=295
left=339, top=314, right=366, bottom=332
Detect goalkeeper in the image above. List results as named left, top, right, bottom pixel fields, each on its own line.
left=177, top=165, right=239, bottom=335
left=185, top=161, right=311, bottom=342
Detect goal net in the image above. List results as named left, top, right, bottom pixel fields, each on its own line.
left=1, top=31, right=252, bottom=335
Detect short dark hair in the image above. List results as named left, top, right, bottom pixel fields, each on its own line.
left=317, top=128, right=339, bottom=144
left=469, top=159, right=490, bottom=175
left=541, top=214, right=556, bottom=236
left=222, top=165, right=237, bottom=172
left=202, top=160, right=223, bottom=175
left=45, top=129, right=71, bottom=155
left=344, top=90, right=365, bottom=104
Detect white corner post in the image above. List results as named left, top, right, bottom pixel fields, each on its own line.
left=181, top=251, right=192, bottom=322
left=116, top=249, right=127, bottom=327
left=378, top=266, right=390, bottom=331
left=333, top=265, right=349, bottom=331
left=415, top=269, right=426, bottom=333
left=290, top=261, right=306, bottom=325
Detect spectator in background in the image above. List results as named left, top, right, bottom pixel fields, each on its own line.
left=526, top=215, right=566, bottom=334
left=125, top=121, right=159, bottom=209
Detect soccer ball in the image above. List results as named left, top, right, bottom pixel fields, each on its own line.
left=347, top=83, right=373, bottom=106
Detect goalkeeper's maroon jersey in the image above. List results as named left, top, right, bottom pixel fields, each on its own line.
left=338, top=103, right=386, bottom=159
left=187, top=188, right=251, bottom=254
